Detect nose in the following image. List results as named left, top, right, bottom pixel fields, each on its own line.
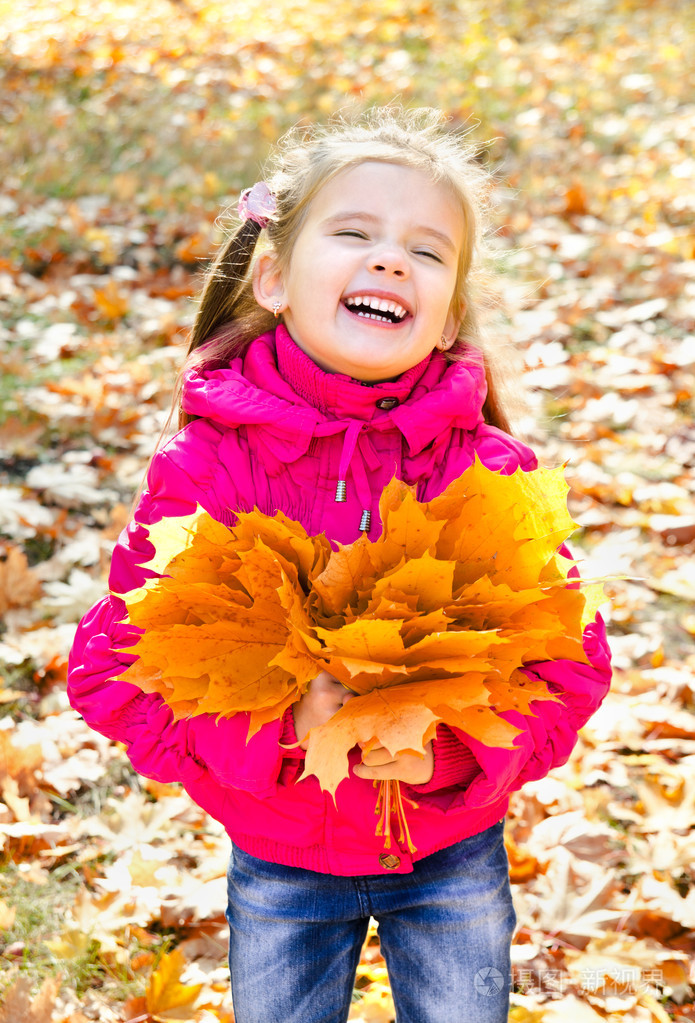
left=369, top=244, right=409, bottom=278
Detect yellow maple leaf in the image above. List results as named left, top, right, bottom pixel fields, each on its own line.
left=145, top=948, right=203, bottom=1016
left=44, top=927, right=92, bottom=960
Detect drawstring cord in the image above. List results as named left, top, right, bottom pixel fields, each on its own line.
left=334, top=422, right=382, bottom=532
left=315, top=418, right=388, bottom=533
left=334, top=421, right=364, bottom=502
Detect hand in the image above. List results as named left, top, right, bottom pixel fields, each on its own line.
left=353, top=741, right=434, bottom=785
left=292, top=671, right=355, bottom=750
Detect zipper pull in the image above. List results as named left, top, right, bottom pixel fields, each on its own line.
left=335, top=480, right=347, bottom=502
left=359, top=509, right=371, bottom=532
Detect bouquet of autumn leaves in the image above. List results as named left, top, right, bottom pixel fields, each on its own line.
left=116, top=459, right=603, bottom=852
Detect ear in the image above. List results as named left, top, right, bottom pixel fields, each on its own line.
left=442, top=299, right=465, bottom=346
left=253, top=251, right=286, bottom=314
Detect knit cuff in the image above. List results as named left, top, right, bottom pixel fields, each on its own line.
left=280, top=705, right=305, bottom=760
left=404, top=724, right=479, bottom=795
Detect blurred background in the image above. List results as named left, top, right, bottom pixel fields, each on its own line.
left=1, top=1, right=694, bottom=1020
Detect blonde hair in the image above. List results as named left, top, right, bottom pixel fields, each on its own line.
left=176, top=105, right=514, bottom=432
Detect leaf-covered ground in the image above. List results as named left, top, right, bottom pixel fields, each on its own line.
left=0, top=1, right=694, bottom=1020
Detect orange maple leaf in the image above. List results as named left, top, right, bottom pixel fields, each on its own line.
left=0, top=545, right=42, bottom=615
left=0, top=975, right=60, bottom=1023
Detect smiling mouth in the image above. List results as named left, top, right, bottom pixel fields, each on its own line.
left=343, top=296, right=409, bottom=324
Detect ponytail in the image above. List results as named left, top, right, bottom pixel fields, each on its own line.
left=186, top=218, right=262, bottom=356
left=171, top=217, right=277, bottom=429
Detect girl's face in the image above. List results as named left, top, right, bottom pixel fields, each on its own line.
left=254, top=161, right=465, bottom=382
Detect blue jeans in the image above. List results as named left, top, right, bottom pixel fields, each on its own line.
left=225, top=819, right=515, bottom=1023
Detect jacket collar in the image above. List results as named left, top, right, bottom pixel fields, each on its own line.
left=181, top=324, right=487, bottom=458
left=272, top=324, right=433, bottom=420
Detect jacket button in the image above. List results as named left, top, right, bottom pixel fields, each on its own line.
left=379, top=853, right=401, bottom=870
left=376, top=397, right=399, bottom=410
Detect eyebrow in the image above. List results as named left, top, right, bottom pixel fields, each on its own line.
left=321, top=212, right=458, bottom=253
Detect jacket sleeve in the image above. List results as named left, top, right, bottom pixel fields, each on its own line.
left=67, top=442, right=290, bottom=799
left=401, top=725, right=481, bottom=798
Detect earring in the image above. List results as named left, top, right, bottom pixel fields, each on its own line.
left=272, top=300, right=282, bottom=318
left=438, top=335, right=449, bottom=350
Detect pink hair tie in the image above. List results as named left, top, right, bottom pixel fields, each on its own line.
left=237, top=181, right=277, bottom=228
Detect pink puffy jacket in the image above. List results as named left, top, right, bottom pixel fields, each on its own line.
left=68, top=325, right=611, bottom=876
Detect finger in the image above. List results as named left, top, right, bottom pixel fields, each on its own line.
left=354, top=759, right=432, bottom=784
left=359, top=748, right=395, bottom=768
left=353, top=762, right=397, bottom=781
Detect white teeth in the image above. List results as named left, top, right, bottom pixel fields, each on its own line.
left=345, top=296, right=408, bottom=320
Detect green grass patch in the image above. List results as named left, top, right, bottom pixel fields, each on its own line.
left=0, top=867, right=82, bottom=987
left=0, top=862, right=172, bottom=1003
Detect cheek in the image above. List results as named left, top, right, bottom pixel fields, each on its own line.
left=436, top=277, right=459, bottom=323
left=289, top=241, right=338, bottom=289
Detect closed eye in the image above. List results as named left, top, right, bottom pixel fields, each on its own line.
left=334, top=231, right=445, bottom=262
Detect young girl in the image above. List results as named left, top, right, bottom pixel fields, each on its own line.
left=68, top=107, right=611, bottom=1023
